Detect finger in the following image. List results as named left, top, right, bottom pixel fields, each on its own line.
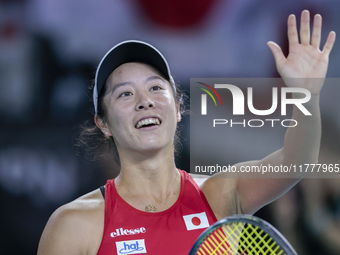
left=300, top=10, right=310, bottom=45
left=267, top=41, right=286, bottom=67
left=287, top=14, right=299, bottom=49
left=311, top=14, right=322, bottom=48
left=322, top=31, right=336, bottom=56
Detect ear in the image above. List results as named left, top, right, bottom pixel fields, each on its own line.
left=176, top=103, right=181, bottom=123
left=94, top=115, right=113, bottom=137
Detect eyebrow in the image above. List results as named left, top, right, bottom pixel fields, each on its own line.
left=145, top=75, right=165, bottom=83
left=109, top=81, right=132, bottom=96
left=109, top=75, right=165, bottom=95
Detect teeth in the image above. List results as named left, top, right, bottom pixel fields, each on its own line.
left=136, top=118, right=160, bottom=129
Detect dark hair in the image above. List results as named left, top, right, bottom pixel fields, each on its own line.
left=77, top=71, right=188, bottom=167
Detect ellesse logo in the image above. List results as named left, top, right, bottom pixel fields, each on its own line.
left=110, top=227, right=146, bottom=238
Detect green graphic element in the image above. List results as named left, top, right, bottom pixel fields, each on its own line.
left=197, top=87, right=217, bottom=106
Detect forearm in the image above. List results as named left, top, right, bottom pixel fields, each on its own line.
left=281, top=93, right=321, bottom=166
left=234, top=94, right=322, bottom=214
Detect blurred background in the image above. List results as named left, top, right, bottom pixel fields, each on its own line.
left=1, top=0, right=340, bottom=254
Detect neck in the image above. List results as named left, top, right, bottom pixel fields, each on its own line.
left=114, top=145, right=181, bottom=213
left=117, top=160, right=178, bottom=191
left=116, top=144, right=178, bottom=190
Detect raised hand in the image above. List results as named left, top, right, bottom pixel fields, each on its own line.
left=267, top=10, right=336, bottom=94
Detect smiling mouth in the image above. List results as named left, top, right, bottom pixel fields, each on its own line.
left=136, top=118, right=161, bottom=129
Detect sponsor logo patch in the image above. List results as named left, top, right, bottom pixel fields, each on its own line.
left=115, top=239, right=147, bottom=255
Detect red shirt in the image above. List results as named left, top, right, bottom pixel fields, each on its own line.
left=97, top=170, right=217, bottom=255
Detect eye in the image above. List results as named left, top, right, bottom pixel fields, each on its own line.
left=150, top=85, right=162, bottom=91
left=119, top=91, right=133, bottom=97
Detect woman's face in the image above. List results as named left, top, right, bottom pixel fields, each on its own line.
left=98, top=62, right=181, bottom=156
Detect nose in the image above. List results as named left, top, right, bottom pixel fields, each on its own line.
left=136, top=93, right=155, bottom=110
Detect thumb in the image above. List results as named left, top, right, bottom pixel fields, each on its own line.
left=267, top=41, right=286, bottom=68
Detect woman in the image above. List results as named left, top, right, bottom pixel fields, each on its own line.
left=37, top=10, right=335, bottom=255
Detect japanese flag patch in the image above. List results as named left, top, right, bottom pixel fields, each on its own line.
left=183, top=212, right=210, bottom=231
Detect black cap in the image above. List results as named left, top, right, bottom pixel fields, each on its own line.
left=94, top=40, right=174, bottom=114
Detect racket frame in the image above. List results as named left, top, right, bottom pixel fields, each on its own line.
left=189, top=214, right=297, bottom=255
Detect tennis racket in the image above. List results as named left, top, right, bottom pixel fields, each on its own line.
left=189, top=214, right=297, bottom=255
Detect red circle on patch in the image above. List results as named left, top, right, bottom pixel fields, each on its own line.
left=191, top=217, right=201, bottom=226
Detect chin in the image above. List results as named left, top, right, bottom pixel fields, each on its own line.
left=133, top=140, right=174, bottom=155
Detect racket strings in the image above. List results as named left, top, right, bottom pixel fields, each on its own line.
left=195, top=222, right=287, bottom=255
left=238, top=224, right=284, bottom=254
left=197, top=222, right=244, bottom=255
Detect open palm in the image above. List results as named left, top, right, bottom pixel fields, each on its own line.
left=268, top=10, right=336, bottom=94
